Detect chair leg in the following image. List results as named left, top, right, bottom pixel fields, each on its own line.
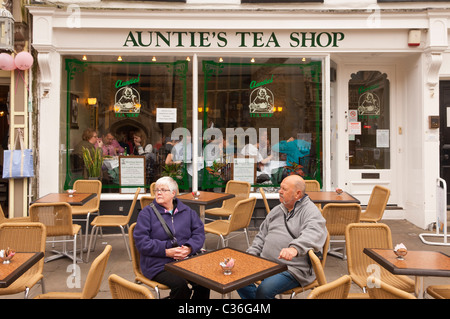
left=86, top=225, right=99, bottom=263
left=244, top=228, right=250, bottom=248
left=119, top=225, right=131, bottom=260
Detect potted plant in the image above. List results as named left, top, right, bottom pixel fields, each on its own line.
left=82, top=146, right=103, bottom=179
left=161, top=163, right=183, bottom=180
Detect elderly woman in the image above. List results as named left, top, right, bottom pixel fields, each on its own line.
left=133, top=176, right=209, bottom=299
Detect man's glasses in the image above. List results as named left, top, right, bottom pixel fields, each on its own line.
left=155, top=189, right=172, bottom=194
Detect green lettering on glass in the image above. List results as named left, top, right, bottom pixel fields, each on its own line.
left=358, top=84, right=379, bottom=94
left=115, top=74, right=141, bottom=89
left=250, top=75, right=274, bottom=89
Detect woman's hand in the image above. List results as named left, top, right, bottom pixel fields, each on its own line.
left=166, top=245, right=192, bottom=260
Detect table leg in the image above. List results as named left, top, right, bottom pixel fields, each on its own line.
left=415, top=276, right=424, bottom=298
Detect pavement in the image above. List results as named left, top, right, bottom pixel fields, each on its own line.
left=2, top=219, right=450, bottom=300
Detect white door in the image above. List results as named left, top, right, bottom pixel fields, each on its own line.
left=335, top=66, right=397, bottom=206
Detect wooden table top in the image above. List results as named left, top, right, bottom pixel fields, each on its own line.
left=306, top=191, right=360, bottom=204
left=177, top=191, right=235, bottom=206
left=33, top=193, right=96, bottom=206
left=364, top=248, right=450, bottom=277
left=165, top=247, right=287, bottom=294
left=0, top=252, right=44, bottom=288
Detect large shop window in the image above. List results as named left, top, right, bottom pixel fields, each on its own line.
left=348, top=71, right=390, bottom=170
left=63, top=56, right=322, bottom=193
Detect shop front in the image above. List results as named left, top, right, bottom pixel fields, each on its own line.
left=28, top=3, right=448, bottom=229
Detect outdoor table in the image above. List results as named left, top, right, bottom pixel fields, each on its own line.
left=177, top=191, right=235, bottom=223
left=364, top=248, right=450, bottom=298
left=0, top=252, right=44, bottom=288
left=164, top=247, right=287, bottom=296
left=33, top=193, right=96, bottom=206
left=306, top=191, right=360, bottom=208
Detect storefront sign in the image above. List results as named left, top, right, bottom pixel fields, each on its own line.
left=123, top=31, right=345, bottom=49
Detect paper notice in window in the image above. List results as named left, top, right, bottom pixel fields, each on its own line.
left=348, top=122, right=361, bottom=135
left=376, top=129, right=389, bottom=148
left=156, top=108, right=177, bottom=123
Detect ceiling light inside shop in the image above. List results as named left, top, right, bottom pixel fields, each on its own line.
left=250, top=58, right=255, bottom=63
left=152, top=56, right=156, bottom=62
left=117, top=56, right=122, bottom=61
left=219, top=57, right=223, bottom=62
left=82, top=55, right=87, bottom=61
left=186, top=56, right=190, bottom=62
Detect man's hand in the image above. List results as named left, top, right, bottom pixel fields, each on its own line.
left=278, top=247, right=298, bottom=261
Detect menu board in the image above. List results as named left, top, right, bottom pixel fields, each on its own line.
left=119, top=155, right=146, bottom=194
left=233, top=157, right=256, bottom=184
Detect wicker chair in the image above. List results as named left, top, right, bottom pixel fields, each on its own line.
left=0, top=222, right=46, bottom=298
left=322, top=203, right=361, bottom=259
left=204, top=197, right=256, bottom=248
left=368, top=277, right=416, bottom=299
left=259, top=188, right=271, bottom=215
left=71, top=179, right=102, bottom=248
left=307, top=275, right=352, bottom=299
left=129, top=222, right=169, bottom=299
left=29, top=202, right=83, bottom=274
left=345, top=223, right=415, bottom=295
left=426, top=285, right=450, bottom=299
left=86, top=188, right=140, bottom=262
left=108, top=274, right=155, bottom=299
left=0, top=204, right=30, bottom=223
left=205, top=180, right=251, bottom=219
left=280, top=232, right=330, bottom=298
left=304, top=180, right=322, bottom=211
left=35, top=245, right=112, bottom=299
left=360, top=185, right=390, bottom=222
left=140, top=195, right=155, bottom=210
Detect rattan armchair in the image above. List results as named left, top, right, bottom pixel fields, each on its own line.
left=205, top=180, right=251, bottom=219
left=129, top=222, right=169, bottom=299
left=140, top=195, right=155, bottom=210
left=29, top=202, right=83, bottom=275
left=71, top=179, right=102, bottom=248
left=345, top=223, right=415, bottom=294
left=34, top=245, right=112, bottom=299
left=204, top=197, right=256, bottom=248
left=108, top=274, right=155, bottom=299
left=368, top=277, right=416, bottom=299
left=259, top=188, right=271, bottom=215
left=280, top=232, right=330, bottom=298
left=304, top=180, right=322, bottom=211
left=0, top=222, right=46, bottom=298
left=307, top=275, right=352, bottom=299
left=0, top=204, right=30, bottom=223
left=426, top=285, right=450, bottom=299
left=322, top=203, right=361, bottom=259
left=86, top=188, right=140, bottom=262
left=360, top=185, right=390, bottom=222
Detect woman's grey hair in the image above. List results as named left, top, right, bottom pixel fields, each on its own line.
left=155, top=176, right=179, bottom=193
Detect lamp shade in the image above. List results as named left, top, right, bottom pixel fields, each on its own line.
left=0, top=53, right=15, bottom=70
left=15, top=52, right=34, bottom=70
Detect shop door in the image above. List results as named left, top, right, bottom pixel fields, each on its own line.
left=439, top=81, right=450, bottom=205
left=341, top=69, right=395, bottom=205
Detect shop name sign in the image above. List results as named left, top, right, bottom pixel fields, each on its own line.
left=123, top=31, right=345, bottom=49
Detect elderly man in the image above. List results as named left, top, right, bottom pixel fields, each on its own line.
left=237, top=175, right=327, bottom=299
left=133, top=176, right=209, bottom=299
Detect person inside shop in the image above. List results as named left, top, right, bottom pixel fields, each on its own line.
left=240, top=130, right=273, bottom=183
left=98, top=131, right=124, bottom=156
left=133, top=176, right=210, bottom=299
left=74, top=128, right=102, bottom=157
left=133, top=130, right=153, bottom=158
left=73, top=128, right=103, bottom=175
left=237, top=174, right=327, bottom=299
left=272, top=135, right=311, bottom=166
